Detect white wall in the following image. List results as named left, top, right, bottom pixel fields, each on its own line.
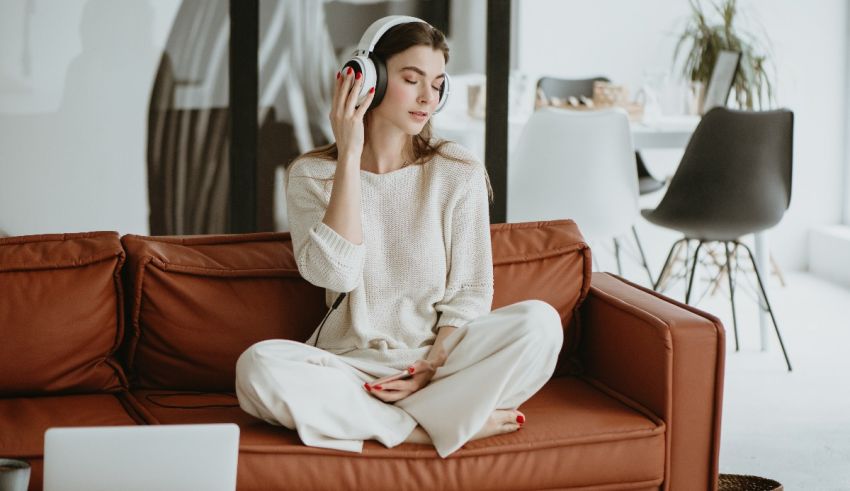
left=0, top=0, right=181, bottom=237
left=1, top=0, right=847, bottom=269
left=516, top=0, right=848, bottom=271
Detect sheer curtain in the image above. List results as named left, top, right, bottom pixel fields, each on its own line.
left=147, top=0, right=338, bottom=235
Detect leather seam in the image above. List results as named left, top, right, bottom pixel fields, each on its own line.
left=0, top=249, right=123, bottom=273
left=149, top=258, right=302, bottom=277
left=237, top=427, right=664, bottom=456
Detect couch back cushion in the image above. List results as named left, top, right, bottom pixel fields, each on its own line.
left=124, top=220, right=591, bottom=390
left=0, top=232, right=127, bottom=395
left=490, top=220, right=591, bottom=374
left=122, top=233, right=326, bottom=390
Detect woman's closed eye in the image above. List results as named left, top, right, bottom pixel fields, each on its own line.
left=405, top=79, right=442, bottom=91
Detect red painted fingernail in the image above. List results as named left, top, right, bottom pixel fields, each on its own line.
left=355, top=71, right=362, bottom=80
left=369, top=87, right=375, bottom=94
left=373, top=385, right=383, bottom=390
left=347, top=67, right=353, bottom=75
left=516, top=414, right=525, bottom=424
left=364, top=383, right=371, bottom=391
left=336, top=72, right=340, bottom=79
left=408, top=366, right=415, bottom=374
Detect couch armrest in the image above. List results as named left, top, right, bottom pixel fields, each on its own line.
left=578, top=273, right=725, bottom=491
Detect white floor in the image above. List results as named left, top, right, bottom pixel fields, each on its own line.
left=595, top=239, right=850, bottom=490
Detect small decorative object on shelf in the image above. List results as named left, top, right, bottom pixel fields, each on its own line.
left=533, top=81, right=644, bottom=121
left=592, top=81, right=644, bottom=121
left=467, top=83, right=486, bottom=119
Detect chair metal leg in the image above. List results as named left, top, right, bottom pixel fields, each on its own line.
left=613, top=238, right=623, bottom=275
left=654, top=238, right=686, bottom=291
left=685, top=240, right=704, bottom=304
left=770, top=253, right=788, bottom=287
left=704, top=244, right=727, bottom=296
left=724, top=241, right=740, bottom=352
left=737, top=240, right=793, bottom=372
left=632, top=226, right=654, bottom=285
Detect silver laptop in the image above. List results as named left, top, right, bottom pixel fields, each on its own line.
left=43, top=424, right=240, bottom=491
left=702, top=50, right=741, bottom=113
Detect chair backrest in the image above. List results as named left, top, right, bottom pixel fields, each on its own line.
left=652, top=107, right=793, bottom=236
left=508, top=107, right=639, bottom=239
left=537, top=76, right=610, bottom=99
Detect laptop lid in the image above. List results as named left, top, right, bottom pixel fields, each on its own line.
left=43, top=424, right=240, bottom=491
left=702, top=50, right=741, bottom=114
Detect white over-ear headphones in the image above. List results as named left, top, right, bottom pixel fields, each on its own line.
left=340, top=15, right=451, bottom=113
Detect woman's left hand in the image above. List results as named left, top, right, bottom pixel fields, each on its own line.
left=366, top=359, right=438, bottom=403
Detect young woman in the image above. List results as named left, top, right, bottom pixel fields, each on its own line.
left=235, top=16, right=563, bottom=458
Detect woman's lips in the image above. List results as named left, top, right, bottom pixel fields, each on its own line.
left=409, top=111, right=428, bottom=121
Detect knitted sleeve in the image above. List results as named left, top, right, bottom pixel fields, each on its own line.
left=285, top=161, right=365, bottom=293
left=434, top=163, right=495, bottom=330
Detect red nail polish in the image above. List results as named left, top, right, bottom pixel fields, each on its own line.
left=347, top=67, right=353, bottom=75
left=369, top=87, right=375, bottom=94
left=373, top=385, right=383, bottom=390
left=408, top=366, right=415, bottom=374
left=364, top=383, right=371, bottom=391
left=355, top=71, right=362, bottom=80
left=516, top=414, right=525, bottom=424
left=336, top=72, right=340, bottom=79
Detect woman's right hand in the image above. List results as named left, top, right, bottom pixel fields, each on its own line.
left=330, top=67, right=375, bottom=161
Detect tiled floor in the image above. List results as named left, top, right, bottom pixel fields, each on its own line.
left=596, top=241, right=850, bottom=490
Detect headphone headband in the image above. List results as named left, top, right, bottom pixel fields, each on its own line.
left=355, top=15, right=428, bottom=56
left=343, top=15, right=450, bottom=114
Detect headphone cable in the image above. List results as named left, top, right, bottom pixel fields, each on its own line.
left=312, top=292, right=347, bottom=347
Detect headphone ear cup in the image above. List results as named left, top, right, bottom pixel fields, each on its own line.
left=434, top=72, right=451, bottom=114
left=368, top=53, right=387, bottom=110
left=342, top=57, right=377, bottom=108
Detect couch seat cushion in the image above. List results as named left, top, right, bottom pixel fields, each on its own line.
left=0, top=393, right=145, bottom=491
left=0, top=232, right=127, bottom=395
left=130, top=377, right=664, bottom=491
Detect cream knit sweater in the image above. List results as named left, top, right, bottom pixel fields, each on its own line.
left=285, top=142, right=494, bottom=370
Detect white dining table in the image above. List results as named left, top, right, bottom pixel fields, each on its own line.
left=433, top=108, right=700, bottom=157
left=433, top=107, right=772, bottom=351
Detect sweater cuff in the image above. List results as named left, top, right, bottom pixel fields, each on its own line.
left=435, top=316, right=471, bottom=330
left=311, top=221, right=364, bottom=263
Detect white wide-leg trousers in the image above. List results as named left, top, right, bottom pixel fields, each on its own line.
left=235, top=299, right=563, bottom=458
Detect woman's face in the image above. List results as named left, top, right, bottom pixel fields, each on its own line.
left=372, top=45, right=446, bottom=135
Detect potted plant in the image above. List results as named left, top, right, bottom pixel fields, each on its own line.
left=674, top=0, right=775, bottom=110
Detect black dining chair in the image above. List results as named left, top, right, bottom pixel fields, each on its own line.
left=537, top=76, right=666, bottom=195
left=642, top=107, right=794, bottom=371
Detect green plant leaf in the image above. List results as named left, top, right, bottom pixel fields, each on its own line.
left=673, top=0, right=775, bottom=109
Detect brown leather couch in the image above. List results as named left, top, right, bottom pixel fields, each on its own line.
left=0, top=219, right=725, bottom=490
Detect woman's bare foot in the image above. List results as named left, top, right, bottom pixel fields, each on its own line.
left=404, top=425, right=432, bottom=444
left=403, top=410, right=525, bottom=445
left=470, top=409, right=524, bottom=441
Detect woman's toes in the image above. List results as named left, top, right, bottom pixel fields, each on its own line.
left=499, top=410, right=523, bottom=432
left=502, top=420, right=520, bottom=432
left=472, top=410, right=528, bottom=441
left=516, top=410, right=526, bottom=425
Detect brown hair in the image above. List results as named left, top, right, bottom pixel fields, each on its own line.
left=288, top=21, right=493, bottom=202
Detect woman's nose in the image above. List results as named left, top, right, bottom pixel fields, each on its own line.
left=418, top=88, right=435, bottom=105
